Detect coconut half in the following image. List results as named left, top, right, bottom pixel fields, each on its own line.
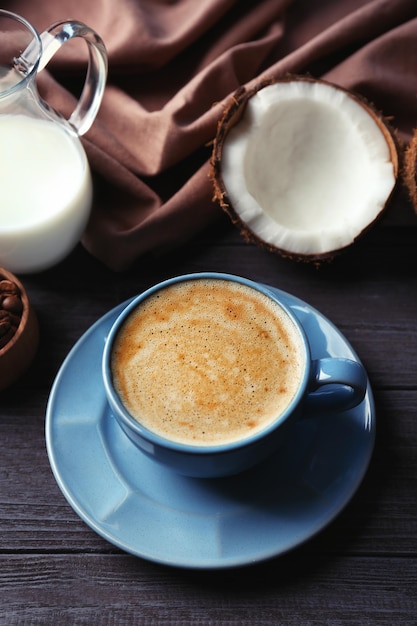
left=212, top=77, right=399, bottom=261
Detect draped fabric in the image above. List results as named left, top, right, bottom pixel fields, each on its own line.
left=5, top=0, right=417, bottom=269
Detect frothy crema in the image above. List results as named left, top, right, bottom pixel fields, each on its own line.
left=111, top=279, right=305, bottom=446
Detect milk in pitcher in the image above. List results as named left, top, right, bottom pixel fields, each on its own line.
left=0, top=112, right=92, bottom=273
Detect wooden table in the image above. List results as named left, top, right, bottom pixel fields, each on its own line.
left=1, top=188, right=417, bottom=625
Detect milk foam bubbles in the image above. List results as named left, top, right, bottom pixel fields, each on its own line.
left=0, top=114, right=92, bottom=273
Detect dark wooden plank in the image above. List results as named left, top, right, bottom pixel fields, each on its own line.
left=0, top=554, right=416, bottom=625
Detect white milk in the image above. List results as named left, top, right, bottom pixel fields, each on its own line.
left=0, top=114, right=92, bottom=273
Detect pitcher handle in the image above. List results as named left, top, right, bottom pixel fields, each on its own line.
left=21, top=21, right=107, bottom=136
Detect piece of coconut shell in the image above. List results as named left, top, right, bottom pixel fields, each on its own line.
left=211, top=76, right=400, bottom=263
left=403, top=128, right=417, bottom=212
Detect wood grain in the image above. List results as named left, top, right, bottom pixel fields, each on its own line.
left=1, top=203, right=417, bottom=624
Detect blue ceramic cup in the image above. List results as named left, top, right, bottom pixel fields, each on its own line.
left=102, top=273, right=367, bottom=478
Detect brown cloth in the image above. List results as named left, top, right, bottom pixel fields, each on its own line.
left=5, top=0, right=417, bottom=270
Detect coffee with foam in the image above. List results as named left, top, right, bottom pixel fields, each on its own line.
left=111, top=279, right=305, bottom=446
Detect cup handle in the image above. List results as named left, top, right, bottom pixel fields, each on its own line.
left=23, top=21, right=108, bottom=136
left=305, top=358, right=367, bottom=412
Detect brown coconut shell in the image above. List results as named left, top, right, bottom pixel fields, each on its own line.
left=403, top=128, right=417, bottom=212
left=211, top=76, right=400, bottom=263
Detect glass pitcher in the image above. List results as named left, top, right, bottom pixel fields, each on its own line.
left=0, top=10, right=107, bottom=273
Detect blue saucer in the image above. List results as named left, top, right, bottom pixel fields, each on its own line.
left=45, top=287, right=375, bottom=569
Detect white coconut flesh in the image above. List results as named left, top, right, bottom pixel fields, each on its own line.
left=220, top=81, right=396, bottom=256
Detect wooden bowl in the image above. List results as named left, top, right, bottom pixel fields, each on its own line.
left=0, top=268, right=39, bottom=392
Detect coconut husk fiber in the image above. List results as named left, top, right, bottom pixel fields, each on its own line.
left=5, top=0, right=417, bottom=270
